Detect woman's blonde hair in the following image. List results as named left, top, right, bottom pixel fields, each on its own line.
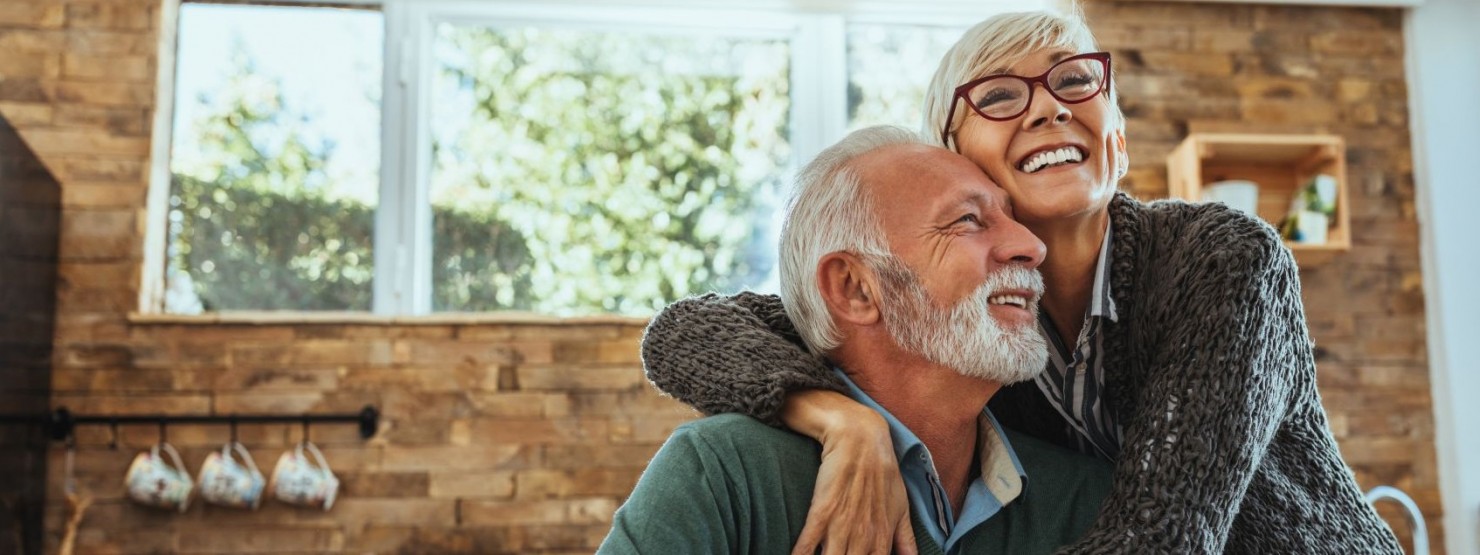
left=921, top=8, right=1120, bottom=148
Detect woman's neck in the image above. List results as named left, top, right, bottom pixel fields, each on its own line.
left=1026, top=212, right=1109, bottom=343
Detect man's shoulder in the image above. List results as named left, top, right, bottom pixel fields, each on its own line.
left=950, top=426, right=1112, bottom=554
left=600, top=418, right=819, bottom=554
left=1003, top=428, right=1113, bottom=498
left=672, top=413, right=822, bottom=460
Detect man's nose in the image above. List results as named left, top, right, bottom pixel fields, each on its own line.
left=994, top=219, right=1046, bottom=270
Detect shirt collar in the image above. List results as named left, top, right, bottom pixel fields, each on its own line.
left=830, top=367, right=1027, bottom=505
left=1089, top=220, right=1119, bottom=322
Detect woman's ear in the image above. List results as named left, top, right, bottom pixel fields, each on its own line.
left=816, top=252, right=882, bottom=327
left=1114, top=127, right=1129, bottom=179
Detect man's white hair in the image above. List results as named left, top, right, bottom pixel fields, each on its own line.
left=778, top=125, right=927, bottom=355
left=921, top=8, right=1120, bottom=148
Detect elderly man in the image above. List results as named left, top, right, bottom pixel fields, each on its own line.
left=599, top=126, right=1110, bottom=555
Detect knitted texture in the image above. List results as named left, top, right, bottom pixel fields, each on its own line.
left=640, top=291, right=848, bottom=427
left=638, top=193, right=1402, bottom=554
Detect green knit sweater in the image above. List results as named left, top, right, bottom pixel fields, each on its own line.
left=598, top=414, right=1111, bottom=555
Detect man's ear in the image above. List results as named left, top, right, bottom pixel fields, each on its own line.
left=816, top=252, right=881, bottom=327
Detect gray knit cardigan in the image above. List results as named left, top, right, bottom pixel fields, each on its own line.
left=640, top=192, right=1402, bottom=554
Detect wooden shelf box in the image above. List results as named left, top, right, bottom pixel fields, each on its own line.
left=1166, top=133, right=1350, bottom=264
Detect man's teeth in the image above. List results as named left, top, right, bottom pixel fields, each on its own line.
left=988, top=295, right=1028, bottom=308
left=1019, top=147, right=1085, bottom=173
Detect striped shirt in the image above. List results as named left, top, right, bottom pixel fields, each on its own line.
left=1033, top=223, right=1123, bottom=461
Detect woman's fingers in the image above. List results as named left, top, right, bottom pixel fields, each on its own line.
left=790, top=410, right=902, bottom=554
left=791, top=504, right=827, bottom=555
left=893, top=507, right=918, bottom=555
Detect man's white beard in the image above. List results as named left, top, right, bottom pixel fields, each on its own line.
left=876, top=260, right=1048, bottom=385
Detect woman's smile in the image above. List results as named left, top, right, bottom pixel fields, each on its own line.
left=1015, top=144, right=1087, bottom=174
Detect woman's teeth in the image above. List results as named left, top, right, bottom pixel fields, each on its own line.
left=1019, top=147, right=1085, bottom=173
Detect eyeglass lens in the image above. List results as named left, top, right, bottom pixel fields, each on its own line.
left=965, top=57, right=1106, bottom=120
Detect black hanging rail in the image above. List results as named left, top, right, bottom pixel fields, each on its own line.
left=0, top=405, right=380, bottom=442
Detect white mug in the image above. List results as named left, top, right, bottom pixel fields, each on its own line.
left=270, top=441, right=338, bottom=510
left=124, top=442, right=193, bottom=512
left=198, top=441, right=266, bottom=510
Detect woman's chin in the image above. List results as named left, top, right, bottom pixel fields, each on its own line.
left=1007, top=170, right=1113, bottom=222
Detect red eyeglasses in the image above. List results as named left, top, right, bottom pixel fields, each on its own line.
left=941, top=52, right=1112, bottom=146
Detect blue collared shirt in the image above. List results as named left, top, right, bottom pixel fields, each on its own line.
left=832, top=368, right=1028, bottom=554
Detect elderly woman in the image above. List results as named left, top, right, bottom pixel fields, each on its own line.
left=640, top=9, right=1401, bottom=555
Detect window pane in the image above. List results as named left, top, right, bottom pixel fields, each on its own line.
left=847, top=23, right=965, bottom=132
left=430, top=24, right=790, bottom=316
left=166, top=4, right=382, bottom=312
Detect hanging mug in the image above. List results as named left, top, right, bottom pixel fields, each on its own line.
left=124, top=442, right=193, bottom=512
left=198, top=441, right=266, bottom=510
left=270, top=441, right=338, bottom=510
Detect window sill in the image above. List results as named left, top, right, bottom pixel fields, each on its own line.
left=127, top=311, right=650, bottom=327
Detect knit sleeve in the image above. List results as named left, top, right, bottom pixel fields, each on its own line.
left=640, top=291, right=847, bottom=426
left=1056, top=224, right=1304, bottom=554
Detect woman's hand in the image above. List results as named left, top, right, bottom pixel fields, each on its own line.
left=783, top=391, right=916, bottom=555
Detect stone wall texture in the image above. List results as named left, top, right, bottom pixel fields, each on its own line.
left=0, top=0, right=1439, bottom=553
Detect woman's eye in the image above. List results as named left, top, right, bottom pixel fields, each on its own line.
left=956, top=214, right=982, bottom=226
left=1052, top=72, right=1095, bottom=91
left=975, top=89, right=1018, bottom=108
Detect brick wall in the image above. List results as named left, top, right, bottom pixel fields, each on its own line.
left=44, top=320, right=691, bottom=553
left=0, top=0, right=1440, bottom=553
left=0, top=112, right=61, bottom=554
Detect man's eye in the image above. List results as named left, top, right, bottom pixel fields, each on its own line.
left=956, top=214, right=982, bottom=226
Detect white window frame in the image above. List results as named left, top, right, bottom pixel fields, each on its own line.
left=144, top=0, right=1036, bottom=315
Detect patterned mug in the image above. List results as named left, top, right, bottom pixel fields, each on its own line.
left=198, top=441, right=266, bottom=510
left=124, top=442, right=193, bottom=512
left=270, top=441, right=338, bottom=511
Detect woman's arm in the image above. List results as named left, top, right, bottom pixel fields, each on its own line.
left=641, top=293, right=915, bottom=554
left=783, top=391, right=917, bottom=555
left=1056, top=230, right=1301, bottom=554
left=640, top=291, right=847, bottom=425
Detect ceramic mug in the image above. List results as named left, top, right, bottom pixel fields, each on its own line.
left=198, top=441, right=266, bottom=510
left=270, top=441, right=338, bottom=511
left=124, top=442, right=193, bottom=512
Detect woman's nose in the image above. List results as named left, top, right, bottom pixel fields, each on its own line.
left=1022, top=85, right=1072, bottom=129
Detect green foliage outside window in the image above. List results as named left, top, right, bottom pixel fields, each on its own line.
left=169, top=28, right=790, bottom=315
left=168, top=57, right=379, bottom=311
left=430, top=26, right=790, bottom=315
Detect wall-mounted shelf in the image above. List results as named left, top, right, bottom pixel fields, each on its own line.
left=1167, top=133, right=1350, bottom=265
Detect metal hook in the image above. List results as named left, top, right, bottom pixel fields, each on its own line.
left=157, top=419, right=167, bottom=444
left=229, top=416, right=239, bottom=444
left=108, top=418, right=118, bottom=450
left=63, top=431, right=77, bottom=496
left=358, top=405, right=379, bottom=440
left=301, top=416, right=310, bottom=444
